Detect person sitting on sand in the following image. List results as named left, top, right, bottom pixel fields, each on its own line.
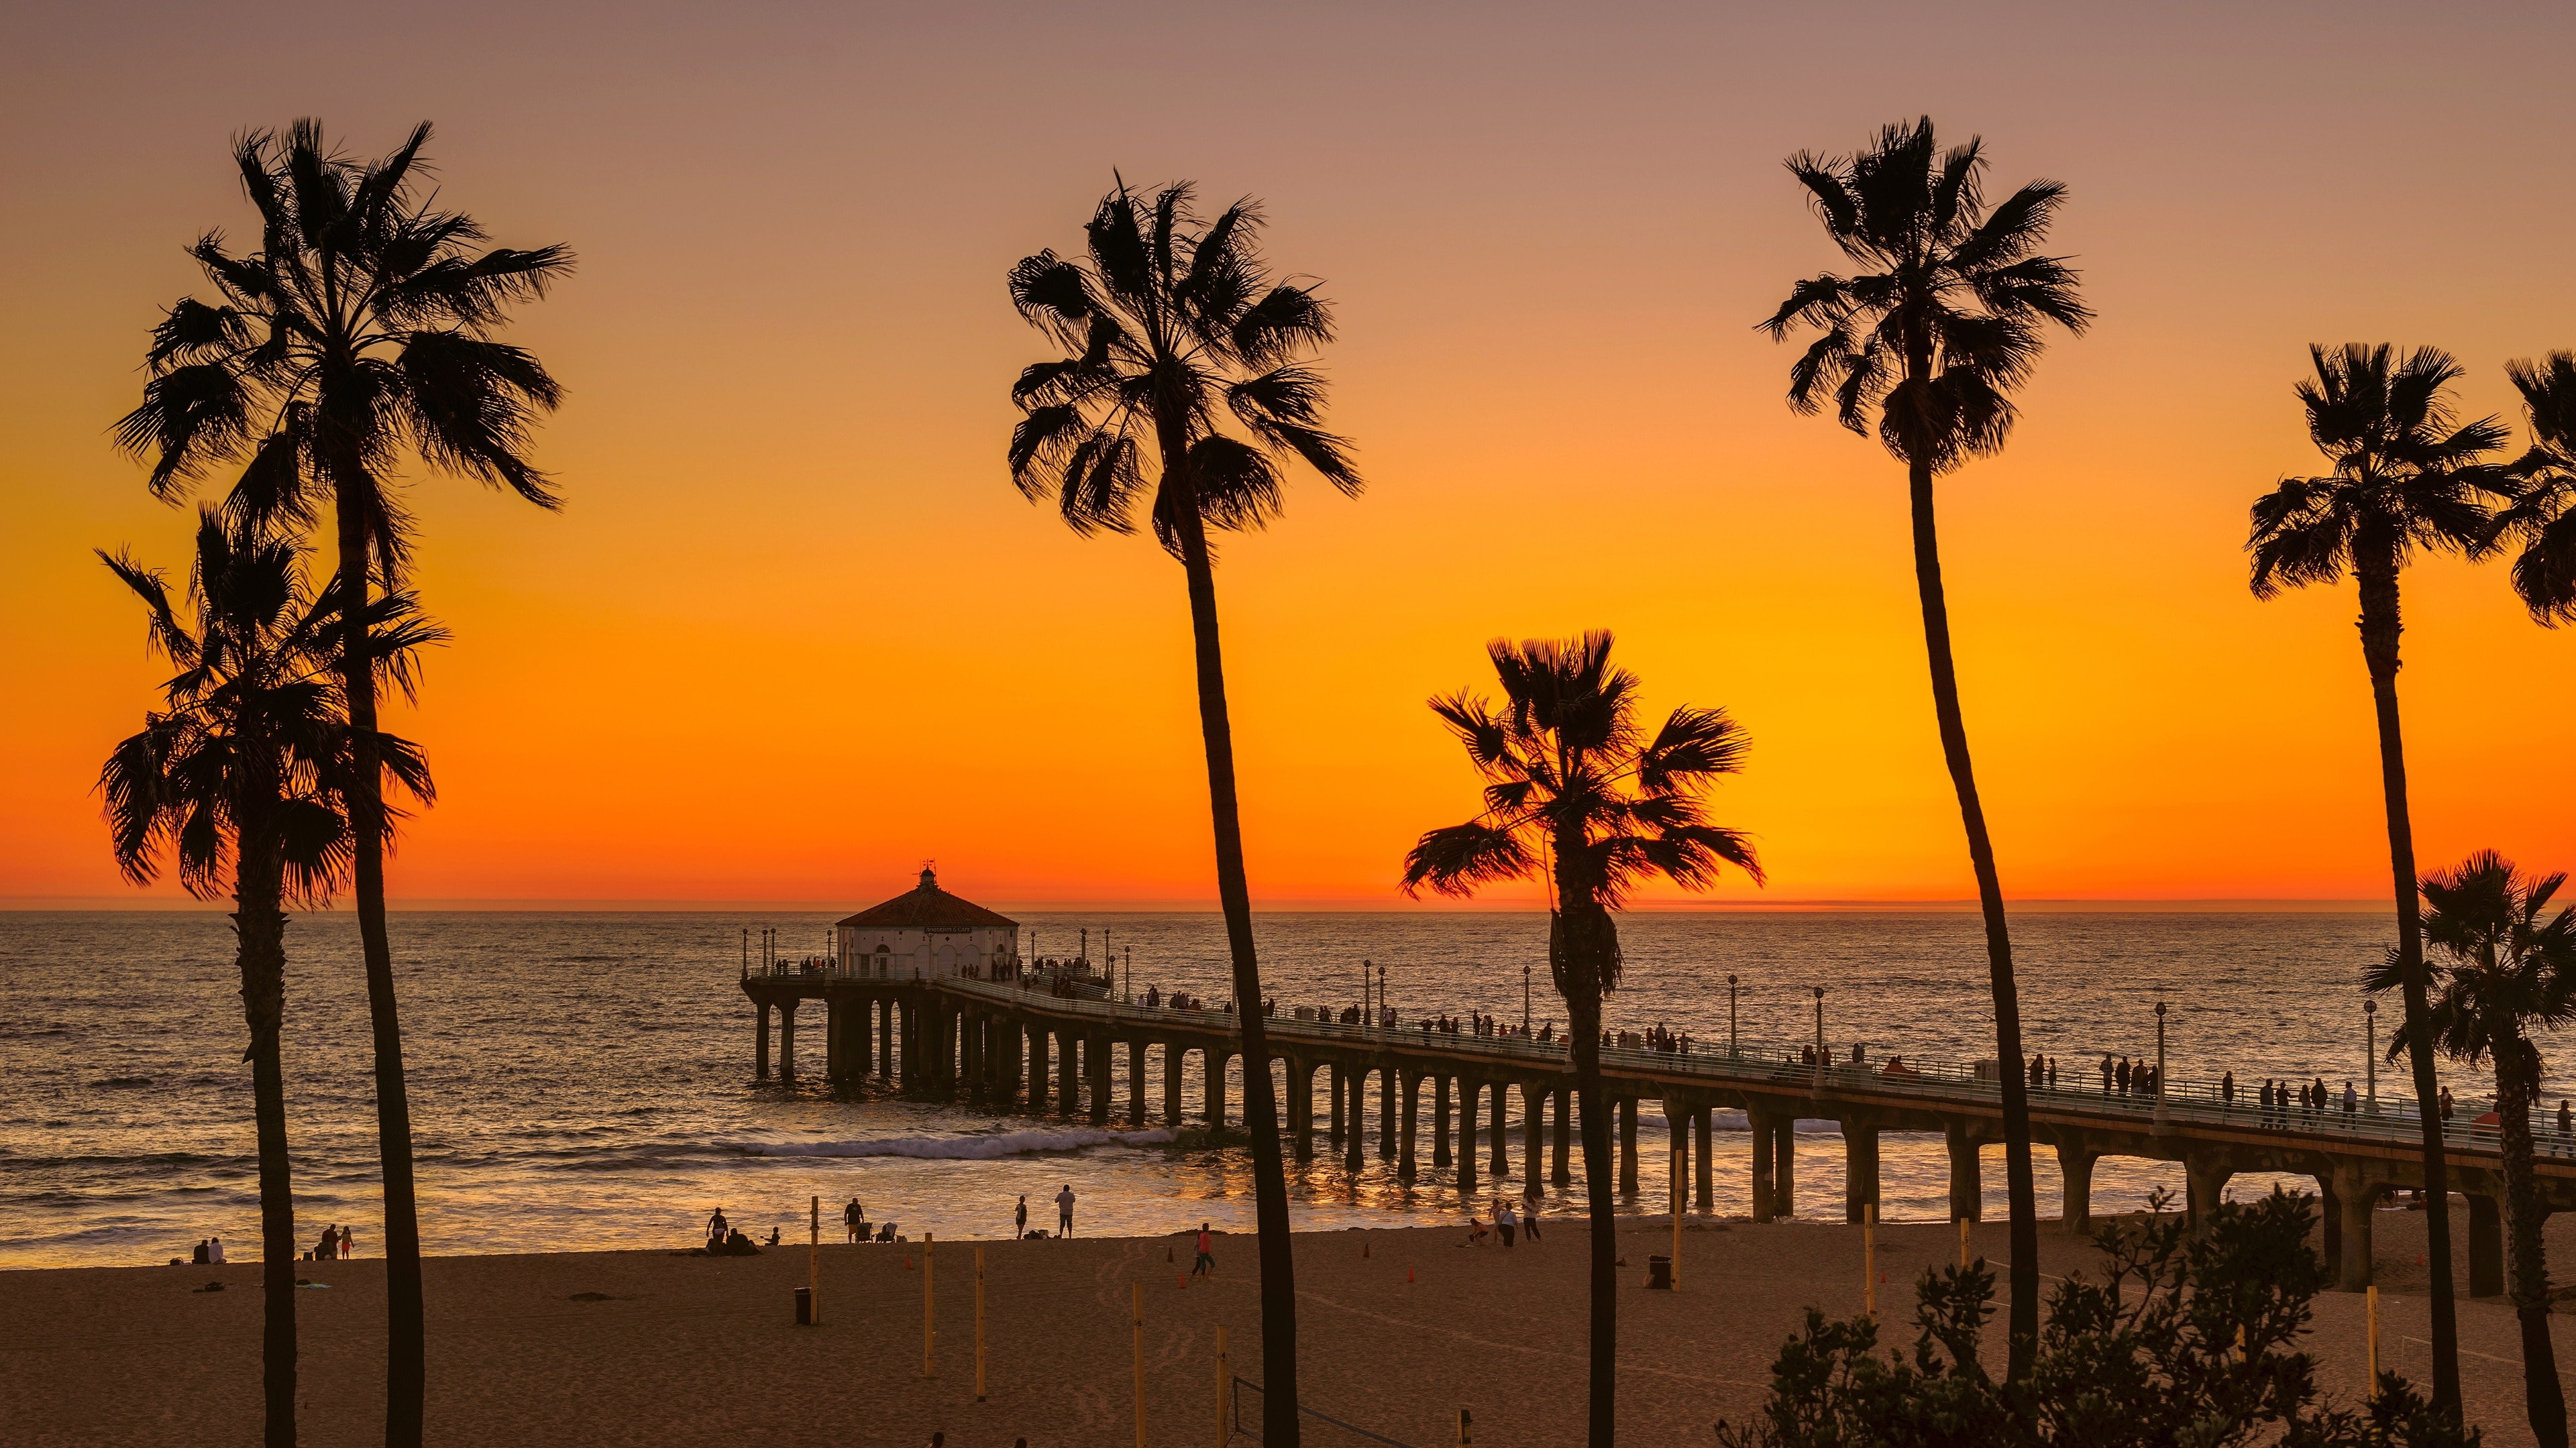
left=209, top=1236, right=225, bottom=1263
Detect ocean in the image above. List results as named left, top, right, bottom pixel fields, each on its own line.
left=2, top=907, right=2529, bottom=1268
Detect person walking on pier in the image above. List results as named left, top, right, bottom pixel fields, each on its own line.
left=1055, top=1184, right=1076, bottom=1237
left=1191, top=1222, right=1215, bottom=1278
left=2116, top=1057, right=2131, bottom=1095
left=2343, top=1080, right=2358, bottom=1119
left=2559, top=1100, right=2572, bottom=1156
left=2221, top=1070, right=2235, bottom=1106
left=2100, top=1054, right=2114, bottom=1094
left=2258, top=1078, right=2275, bottom=1128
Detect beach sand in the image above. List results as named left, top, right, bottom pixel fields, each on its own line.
left=7, top=1209, right=2572, bottom=1447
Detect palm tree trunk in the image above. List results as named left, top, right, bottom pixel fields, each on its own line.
left=335, top=493, right=427, bottom=1448
left=2496, top=1036, right=2565, bottom=1448
left=1905, top=454, right=2039, bottom=1380
left=232, top=776, right=297, bottom=1448
left=2355, top=557, right=2459, bottom=1414
left=1162, top=448, right=1299, bottom=1447
left=1566, top=989, right=1617, bottom=1448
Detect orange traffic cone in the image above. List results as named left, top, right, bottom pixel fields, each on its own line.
left=1407, top=1266, right=1415, bottom=1284
left=904, top=1254, right=912, bottom=1270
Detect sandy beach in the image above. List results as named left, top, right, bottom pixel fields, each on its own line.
left=6, top=1208, right=2573, bottom=1448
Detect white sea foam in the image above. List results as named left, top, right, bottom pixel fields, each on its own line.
left=735, top=1127, right=1178, bottom=1160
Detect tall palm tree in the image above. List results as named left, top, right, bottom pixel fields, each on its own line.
left=2247, top=342, right=2506, bottom=1413
left=1758, top=116, right=2089, bottom=1377
left=2370, top=850, right=2575, bottom=1448
left=97, top=510, right=439, bottom=1448
left=1403, top=631, right=1761, bottom=1448
left=1005, top=176, right=1362, bottom=1445
left=114, top=119, right=570, bottom=1445
left=2493, top=351, right=2576, bottom=623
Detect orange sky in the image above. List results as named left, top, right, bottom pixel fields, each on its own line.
left=4, top=3, right=2572, bottom=908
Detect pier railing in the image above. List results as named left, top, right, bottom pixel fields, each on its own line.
left=926, top=974, right=2567, bottom=1160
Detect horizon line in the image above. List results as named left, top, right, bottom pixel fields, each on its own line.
left=1, top=895, right=2392, bottom=914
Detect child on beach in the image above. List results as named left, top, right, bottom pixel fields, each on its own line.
left=1016, top=1194, right=1028, bottom=1237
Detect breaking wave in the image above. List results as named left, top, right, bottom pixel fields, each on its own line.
left=731, top=1127, right=1178, bottom=1160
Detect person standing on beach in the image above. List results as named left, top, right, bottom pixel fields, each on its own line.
left=1014, top=1194, right=1028, bottom=1238
left=338, top=1225, right=354, bottom=1258
left=1055, top=1184, right=1075, bottom=1237
left=1191, top=1223, right=1214, bottom=1278
left=1497, top=1199, right=1518, bottom=1247
left=1520, top=1183, right=1543, bottom=1243
left=843, top=1197, right=865, bottom=1243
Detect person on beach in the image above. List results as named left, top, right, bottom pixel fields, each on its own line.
left=1191, top=1223, right=1214, bottom=1278
left=192, top=1239, right=209, bottom=1264
left=338, top=1225, right=354, bottom=1258
left=1496, top=1199, right=1518, bottom=1247
left=843, top=1197, right=865, bottom=1243
left=1465, top=1214, right=1490, bottom=1246
left=1015, top=1194, right=1028, bottom=1237
left=707, top=1207, right=729, bottom=1245
left=1520, top=1186, right=1542, bottom=1243
left=1055, top=1184, right=1075, bottom=1237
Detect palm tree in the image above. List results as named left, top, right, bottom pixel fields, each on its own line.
left=1403, top=631, right=1762, bottom=1448
left=1005, top=176, right=1362, bottom=1445
left=2247, top=341, right=2506, bottom=1413
left=97, top=510, right=439, bottom=1448
left=1758, top=117, right=2090, bottom=1377
left=113, top=119, right=570, bottom=1445
left=2493, top=351, right=2576, bottom=622
left=2369, top=850, right=2575, bottom=1448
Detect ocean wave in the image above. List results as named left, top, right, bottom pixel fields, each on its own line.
left=729, top=1127, right=1179, bottom=1161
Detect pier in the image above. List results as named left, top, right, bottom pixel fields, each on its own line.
left=739, top=961, right=2576, bottom=1296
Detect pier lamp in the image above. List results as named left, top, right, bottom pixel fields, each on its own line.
left=1362, top=959, right=1371, bottom=1030
left=2153, top=999, right=2172, bottom=1134
left=1523, top=962, right=1532, bottom=1038
left=1811, top=987, right=1825, bottom=1093
left=2364, top=999, right=2378, bottom=1113
left=1379, top=962, right=1389, bottom=1029
left=1727, top=975, right=1739, bottom=1059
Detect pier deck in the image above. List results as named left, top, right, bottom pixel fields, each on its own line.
left=738, top=963, right=2576, bottom=1296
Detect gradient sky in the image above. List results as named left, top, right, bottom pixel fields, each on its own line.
left=5, top=1, right=2572, bottom=907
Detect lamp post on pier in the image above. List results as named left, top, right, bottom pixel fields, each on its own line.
left=2364, top=999, right=2379, bottom=1114
left=1522, top=962, right=1532, bottom=1038
left=1361, top=959, right=1371, bottom=1032
left=2153, top=999, right=2172, bottom=1134
left=1811, top=986, right=1825, bottom=1095
left=1378, top=962, right=1388, bottom=1029
left=1727, top=974, right=1739, bottom=1059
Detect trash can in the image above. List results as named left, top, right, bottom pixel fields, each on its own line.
left=793, top=1286, right=812, bottom=1325
left=1647, top=1255, right=1673, bottom=1290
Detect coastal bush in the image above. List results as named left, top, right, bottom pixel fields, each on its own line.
left=1715, top=1190, right=2477, bottom=1447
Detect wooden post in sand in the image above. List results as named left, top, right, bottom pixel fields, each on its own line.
left=922, top=1232, right=936, bottom=1378
left=808, top=1195, right=820, bottom=1325
left=1458, top=1406, right=1472, bottom=1445
left=975, top=1247, right=987, bottom=1402
left=1863, top=1203, right=1876, bottom=1318
left=1215, top=1324, right=1231, bottom=1447
left=1670, top=1143, right=1683, bottom=1290
left=2366, top=1286, right=2381, bottom=1396
left=1131, top=1280, right=1146, bottom=1447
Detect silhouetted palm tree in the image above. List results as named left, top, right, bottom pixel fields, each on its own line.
left=1758, top=117, right=2088, bottom=1377
left=2249, top=342, right=2506, bottom=1413
left=2371, top=850, right=2575, bottom=1448
left=2494, top=352, right=2576, bottom=623
left=1005, top=176, right=1361, bottom=1445
left=114, top=119, right=568, bottom=1445
left=1403, top=631, right=1761, bottom=1448
left=97, top=510, right=438, bottom=1448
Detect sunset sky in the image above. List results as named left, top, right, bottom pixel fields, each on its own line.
left=4, top=1, right=2571, bottom=908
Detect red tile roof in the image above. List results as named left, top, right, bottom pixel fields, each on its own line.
left=836, top=869, right=1019, bottom=931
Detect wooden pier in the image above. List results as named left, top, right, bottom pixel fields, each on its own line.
left=739, top=962, right=2576, bottom=1297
